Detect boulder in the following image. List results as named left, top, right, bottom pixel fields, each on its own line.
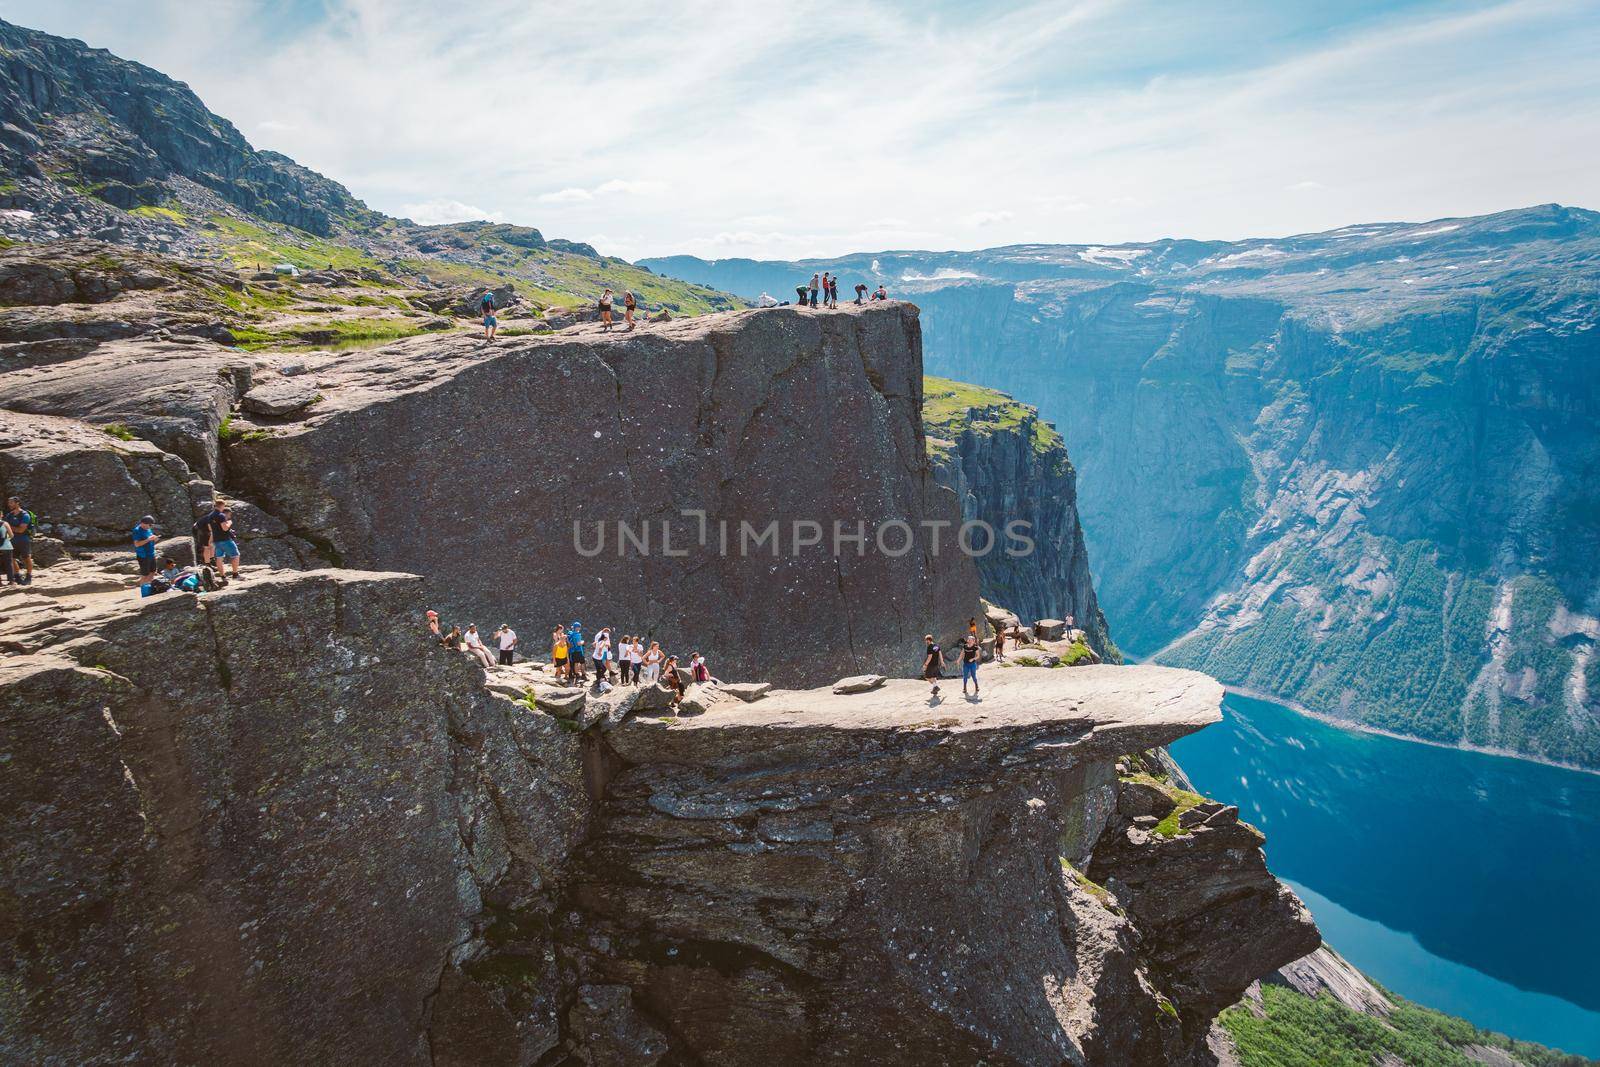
left=534, top=686, right=587, bottom=719
left=1034, top=618, right=1066, bottom=641
left=720, top=681, right=771, bottom=703
left=678, top=682, right=718, bottom=716
left=630, top=682, right=678, bottom=714
left=0, top=409, right=194, bottom=544
left=832, top=674, right=887, bottom=695
left=242, top=378, right=320, bottom=418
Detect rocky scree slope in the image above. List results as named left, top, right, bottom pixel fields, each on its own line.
left=0, top=564, right=1318, bottom=1065
left=649, top=204, right=1600, bottom=769
left=0, top=19, right=736, bottom=315
left=925, top=374, right=1114, bottom=659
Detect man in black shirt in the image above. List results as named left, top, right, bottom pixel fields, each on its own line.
left=960, top=634, right=981, bottom=696
left=922, top=634, right=945, bottom=697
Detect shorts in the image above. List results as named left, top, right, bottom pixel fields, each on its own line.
left=11, top=537, right=30, bottom=562
left=484, top=315, right=496, bottom=327
left=213, top=539, right=240, bottom=560
left=962, top=662, right=979, bottom=683
left=137, top=555, right=158, bottom=576
left=553, top=654, right=567, bottom=667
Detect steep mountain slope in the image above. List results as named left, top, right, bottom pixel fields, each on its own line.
left=923, top=375, right=1115, bottom=658
left=647, top=205, right=1600, bottom=769
left=0, top=18, right=736, bottom=315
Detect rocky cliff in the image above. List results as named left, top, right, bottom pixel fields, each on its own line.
left=1, top=561, right=1318, bottom=1065
left=924, top=375, right=1114, bottom=658
left=213, top=302, right=974, bottom=687
left=648, top=205, right=1600, bottom=770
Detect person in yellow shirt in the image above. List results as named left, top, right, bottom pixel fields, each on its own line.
left=551, top=626, right=569, bottom=682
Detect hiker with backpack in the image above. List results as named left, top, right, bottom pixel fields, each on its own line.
left=4, top=496, right=34, bottom=585
left=482, top=300, right=498, bottom=342
left=599, top=289, right=614, bottom=330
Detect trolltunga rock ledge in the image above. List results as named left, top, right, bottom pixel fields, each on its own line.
left=0, top=565, right=1313, bottom=1066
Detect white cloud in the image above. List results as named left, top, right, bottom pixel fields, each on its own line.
left=1287, top=180, right=1326, bottom=191
left=966, top=210, right=1015, bottom=228
left=9, top=0, right=1598, bottom=260
left=537, top=188, right=594, bottom=204
left=397, top=199, right=503, bottom=225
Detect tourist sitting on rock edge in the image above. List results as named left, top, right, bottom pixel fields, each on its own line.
left=661, top=655, right=685, bottom=710
left=441, top=625, right=463, bottom=651
left=872, top=284, right=888, bottom=301
left=462, top=624, right=495, bottom=668
left=690, top=651, right=711, bottom=684
left=426, top=609, right=441, bottom=638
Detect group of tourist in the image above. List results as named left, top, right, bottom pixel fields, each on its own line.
left=783, top=273, right=887, bottom=309
left=922, top=617, right=987, bottom=699
left=426, top=611, right=714, bottom=710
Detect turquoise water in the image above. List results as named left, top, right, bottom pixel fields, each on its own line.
left=1169, top=691, right=1600, bottom=1058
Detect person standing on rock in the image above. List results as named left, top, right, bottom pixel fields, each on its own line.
left=960, top=633, right=981, bottom=697
left=599, top=289, right=614, bottom=330
left=494, top=624, right=518, bottom=666
left=809, top=273, right=820, bottom=308
left=641, top=640, right=664, bottom=685
left=592, top=627, right=612, bottom=685
left=0, top=510, right=15, bottom=586
left=993, top=624, right=1006, bottom=661
left=551, top=625, right=569, bottom=682
left=828, top=274, right=840, bottom=308
left=207, top=502, right=241, bottom=580
left=628, top=635, right=645, bottom=685
left=131, top=515, right=159, bottom=586
left=4, top=497, right=33, bottom=585
left=482, top=305, right=497, bottom=342
left=617, top=634, right=633, bottom=685
left=623, top=291, right=637, bottom=331
left=567, top=621, right=587, bottom=683
left=922, top=634, right=946, bottom=697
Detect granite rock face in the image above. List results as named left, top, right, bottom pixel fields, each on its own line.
left=1, top=574, right=1317, bottom=1064
left=0, top=569, right=592, bottom=1065
left=925, top=376, right=1114, bottom=659
left=223, top=303, right=980, bottom=687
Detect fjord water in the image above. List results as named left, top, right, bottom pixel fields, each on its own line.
left=1170, top=691, right=1600, bottom=1057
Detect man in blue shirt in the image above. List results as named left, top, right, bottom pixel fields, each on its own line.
left=566, top=621, right=586, bottom=683
left=4, top=496, right=33, bottom=585
left=131, top=515, right=159, bottom=584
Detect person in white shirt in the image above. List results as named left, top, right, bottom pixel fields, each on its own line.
left=627, top=637, right=645, bottom=685
left=640, top=641, right=664, bottom=685
left=593, top=628, right=613, bottom=685
left=494, top=624, right=518, bottom=666
left=462, top=624, right=495, bottom=668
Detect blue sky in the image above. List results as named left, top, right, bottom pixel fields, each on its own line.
left=10, top=0, right=1599, bottom=260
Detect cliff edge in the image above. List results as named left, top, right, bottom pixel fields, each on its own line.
left=1, top=566, right=1316, bottom=1065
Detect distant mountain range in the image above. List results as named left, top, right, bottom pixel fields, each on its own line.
left=646, top=204, right=1600, bottom=770
left=0, top=19, right=735, bottom=314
